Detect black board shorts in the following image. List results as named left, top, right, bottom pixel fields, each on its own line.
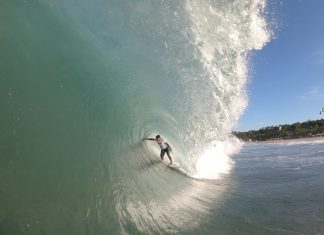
left=160, top=147, right=171, bottom=157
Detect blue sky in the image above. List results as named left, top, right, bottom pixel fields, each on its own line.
left=238, top=0, right=324, bottom=131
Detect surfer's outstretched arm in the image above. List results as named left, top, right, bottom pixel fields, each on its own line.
left=145, top=138, right=155, bottom=141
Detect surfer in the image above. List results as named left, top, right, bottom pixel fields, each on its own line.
left=145, top=135, right=173, bottom=164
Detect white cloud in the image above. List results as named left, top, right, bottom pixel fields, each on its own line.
left=301, top=87, right=324, bottom=100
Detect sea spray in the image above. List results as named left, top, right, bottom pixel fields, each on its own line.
left=177, top=0, right=271, bottom=178
left=194, top=137, right=243, bottom=179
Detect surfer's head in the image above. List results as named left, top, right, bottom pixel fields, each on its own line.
left=155, top=135, right=161, bottom=140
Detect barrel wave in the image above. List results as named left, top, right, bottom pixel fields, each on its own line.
left=0, top=0, right=271, bottom=234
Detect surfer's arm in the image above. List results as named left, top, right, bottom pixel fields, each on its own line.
left=146, top=138, right=155, bottom=141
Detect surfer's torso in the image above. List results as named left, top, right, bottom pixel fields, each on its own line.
left=157, top=138, right=168, bottom=150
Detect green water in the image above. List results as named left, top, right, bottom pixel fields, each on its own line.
left=0, top=2, right=117, bottom=233
left=0, top=1, right=276, bottom=234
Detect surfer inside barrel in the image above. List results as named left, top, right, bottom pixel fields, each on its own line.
left=145, top=135, right=173, bottom=164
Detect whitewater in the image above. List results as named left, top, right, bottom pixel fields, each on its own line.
left=1, top=0, right=323, bottom=234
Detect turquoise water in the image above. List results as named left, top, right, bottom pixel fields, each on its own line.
left=8, top=1, right=324, bottom=235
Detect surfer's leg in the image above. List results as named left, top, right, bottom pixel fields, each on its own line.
left=167, top=149, right=172, bottom=164
left=160, top=150, right=164, bottom=160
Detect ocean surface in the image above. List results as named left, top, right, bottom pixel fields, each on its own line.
left=2, top=0, right=323, bottom=235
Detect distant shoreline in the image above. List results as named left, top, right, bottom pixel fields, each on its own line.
left=245, top=136, right=324, bottom=144
left=233, top=119, right=324, bottom=143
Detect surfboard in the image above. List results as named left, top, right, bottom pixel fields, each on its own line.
left=165, top=162, right=189, bottom=177
left=159, top=157, right=175, bottom=167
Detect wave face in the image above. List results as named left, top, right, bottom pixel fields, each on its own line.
left=0, top=0, right=270, bottom=234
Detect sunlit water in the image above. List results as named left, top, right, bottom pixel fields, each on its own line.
left=226, top=140, right=324, bottom=235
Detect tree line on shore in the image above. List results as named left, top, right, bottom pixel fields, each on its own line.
left=233, top=119, right=324, bottom=141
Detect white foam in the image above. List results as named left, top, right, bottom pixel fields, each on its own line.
left=193, top=137, right=243, bottom=179
left=181, top=0, right=271, bottom=179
